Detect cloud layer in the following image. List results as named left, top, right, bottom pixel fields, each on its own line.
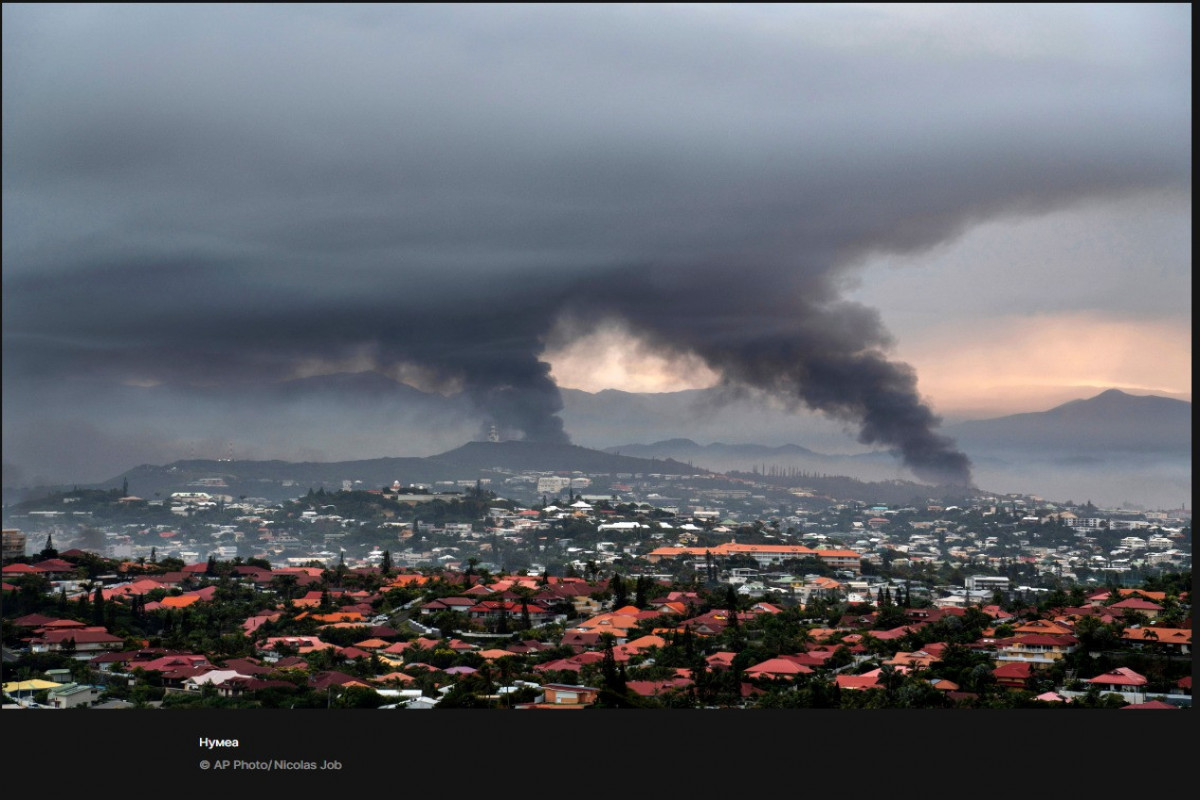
left=3, top=5, right=1191, bottom=486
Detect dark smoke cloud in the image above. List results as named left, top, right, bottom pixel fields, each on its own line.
left=553, top=260, right=975, bottom=484
left=2, top=5, right=1190, bottom=484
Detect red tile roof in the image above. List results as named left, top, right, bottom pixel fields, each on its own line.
left=835, top=673, right=880, bottom=690
left=993, top=661, right=1034, bottom=679
left=1089, top=667, right=1147, bottom=687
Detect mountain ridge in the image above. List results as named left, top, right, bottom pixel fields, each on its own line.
left=944, top=388, right=1189, bottom=454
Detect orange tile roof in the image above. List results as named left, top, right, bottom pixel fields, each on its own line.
left=478, top=648, right=518, bottom=660
left=353, top=638, right=391, bottom=649
left=1110, top=597, right=1164, bottom=610
left=1122, top=627, right=1191, bottom=644
left=1013, top=620, right=1074, bottom=635
left=310, top=611, right=365, bottom=623
left=371, top=672, right=415, bottom=684
left=159, top=595, right=201, bottom=608
left=1116, top=589, right=1167, bottom=601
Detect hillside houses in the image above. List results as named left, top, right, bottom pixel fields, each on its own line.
left=2, top=483, right=1190, bottom=711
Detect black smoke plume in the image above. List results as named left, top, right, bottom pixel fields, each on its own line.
left=554, top=261, right=974, bottom=486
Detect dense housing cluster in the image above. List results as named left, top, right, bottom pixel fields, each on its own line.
left=2, top=475, right=1189, bottom=710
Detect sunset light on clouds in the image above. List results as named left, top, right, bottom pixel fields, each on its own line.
left=3, top=3, right=1189, bottom=486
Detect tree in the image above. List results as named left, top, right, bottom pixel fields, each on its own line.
left=611, top=574, right=628, bottom=608
left=596, top=634, right=629, bottom=706
left=725, top=585, right=740, bottom=630
left=380, top=550, right=393, bottom=576
left=634, top=575, right=650, bottom=609
left=520, top=595, right=533, bottom=631
left=92, top=584, right=106, bottom=627
left=40, top=534, right=57, bottom=560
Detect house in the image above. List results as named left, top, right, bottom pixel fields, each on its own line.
left=866, top=625, right=917, bottom=642
left=1012, top=619, right=1074, bottom=637
left=505, top=640, right=555, bottom=656
left=705, top=651, right=738, bottom=671
left=219, top=658, right=275, bottom=677
left=419, top=597, right=476, bottom=615
left=1034, top=691, right=1071, bottom=703
left=540, top=683, right=599, bottom=706
left=401, top=694, right=441, bottom=709
left=886, top=649, right=941, bottom=670
left=927, top=678, right=960, bottom=693
left=1121, top=700, right=1179, bottom=709
left=372, top=671, right=416, bottom=686
left=216, top=677, right=296, bottom=698
left=353, top=638, right=392, bottom=651
left=181, top=670, right=253, bottom=693
left=29, top=627, right=124, bottom=658
left=46, top=683, right=101, bottom=708
left=1088, top=667, right=1149, bottom=705
left=835, top=673, right=880, bottom=691
left=993, top=634, right=1078, bottom=665
left=466, top=600, right=554, bottom=625
left=744, top=657, right=814, bottom=680
left=103, top=578, right=167, bottom=600
left=567, top=606, right=643, bottom=641
left=339, top=646, right=374, bottom=661
left=992, top=661, right=1035, bottom=691
left=231, top=565, right=275, bottom=585
left=613, top=634, right=666, bottom=660
left=135, top=653, right=215, bottom=686
left=979, top=604, right=1017, bottom=624
left=30, top=558, right=78, bottom=575
left=534, top=651, right=605, bottom=675
left=309, top=671, right=372, bottom=691
left=1121, top=626, right=1191, bottom=655
left=10, top=613, right=62, bottom=629
left=2, top=563, right=46, bottom=576
left=259, top=635, right=338, bottom=659
left=155, top=594, right=202, bottom=610
left=675, top=608, right=753, bottom=637
left=1109, top=597, right=1164, bottom=620
left=560, top=631, right=605, bottom=651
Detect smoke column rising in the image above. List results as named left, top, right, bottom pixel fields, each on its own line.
left=553, top=261, right=974, bottom=486
left=2, top=5, right=1188, bottom=486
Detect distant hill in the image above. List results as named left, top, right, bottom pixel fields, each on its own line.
left=63, top=440, right=709, bottom=504
left=944, top=389, right=1190, bottom=455
left=593, top=390, right=1192, bottom=509
left=601, top=438, right=909, bottom=481
left=427, top=440, right=706, bottom=476
left=558, top=386, right=868, bottom=454
left=605, top=439, right=826, bottom=460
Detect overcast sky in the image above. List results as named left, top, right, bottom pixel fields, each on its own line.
left=2, top=4, right=1191, bottom=486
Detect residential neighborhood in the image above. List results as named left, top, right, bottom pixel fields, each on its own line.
left=2, top=476, right=1190, bottom=711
